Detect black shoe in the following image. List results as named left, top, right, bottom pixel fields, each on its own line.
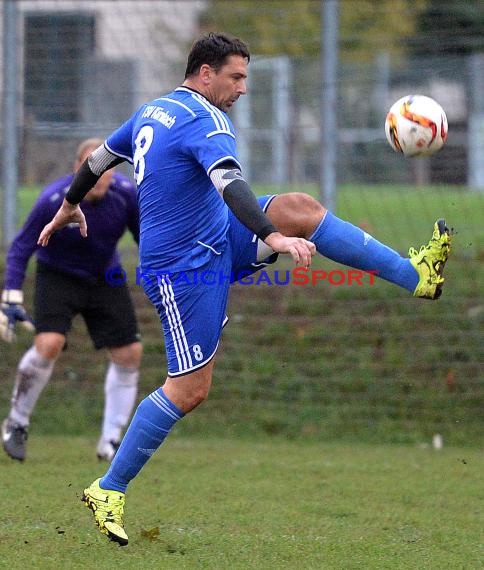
left=2, top=418, right=28, bottom=461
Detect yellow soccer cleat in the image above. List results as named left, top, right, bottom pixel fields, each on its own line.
left=409, top=218, right=452, bottom=300
left=82, top=478, right=128, bottom=546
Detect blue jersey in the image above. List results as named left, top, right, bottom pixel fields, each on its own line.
left=105, top=87, right=241, bottom=272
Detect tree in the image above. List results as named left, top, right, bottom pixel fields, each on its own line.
left=200, top=0, right=428, bottom=61
left=200, top=0, right=321, bottom=56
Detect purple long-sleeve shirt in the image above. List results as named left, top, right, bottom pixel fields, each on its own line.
left=3, top=172, right=139, bottom=290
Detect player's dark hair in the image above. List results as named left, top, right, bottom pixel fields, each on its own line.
left=184, top=32, right=250, bottom=78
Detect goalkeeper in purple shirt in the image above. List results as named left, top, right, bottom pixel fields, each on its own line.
left=1, top=138, right=142, bottom=463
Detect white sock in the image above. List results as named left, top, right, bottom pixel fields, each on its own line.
left=9, top=346, right=55, bottom=426
left=101, top=362, right=139, bottom=442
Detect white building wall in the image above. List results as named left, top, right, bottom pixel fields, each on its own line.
left=0, top=0, right=209, bottom=183
left=1, top=0, right=208, bottom=107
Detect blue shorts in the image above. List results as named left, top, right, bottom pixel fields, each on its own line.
left=142, top=195, right=278, bottom=376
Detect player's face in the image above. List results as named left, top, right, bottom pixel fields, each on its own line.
left=207, top=55, right=248, bottom=112
left=74, top=147, right=114, bottom=202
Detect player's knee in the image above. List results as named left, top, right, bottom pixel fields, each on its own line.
left=34, top=332, right=65, bottom=360
left=163, top=370, right=212, bottom=413
left=288, top=192, right=326, bottom=216
left=269, top=193, right=326, bottom=238
left=175, top=390, right=206, bottom=413
left=109, top=341, right=142, bottom=369
left=178, top=382, right=210, bottom=411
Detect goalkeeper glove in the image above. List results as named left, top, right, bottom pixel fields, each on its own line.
left=0, top=290, right=35, bottom=342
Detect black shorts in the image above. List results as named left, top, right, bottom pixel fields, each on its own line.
left=34, top=263, right=140, bottom=350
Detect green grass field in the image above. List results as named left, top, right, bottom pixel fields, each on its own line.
left=0, top=436, right=482, bottom=569
left=0, top=183, right=482, bottom=568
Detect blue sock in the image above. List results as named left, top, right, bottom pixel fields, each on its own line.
left=310, top=211, right=418, bottom=292
left=100, top=388, right=184, bottom=493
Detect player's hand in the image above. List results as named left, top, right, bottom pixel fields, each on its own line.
left=0, top=290, right=35, bottom=343
left=264, top=232, right=316, bottom=268
left=37, top=199, right=87, bottom=247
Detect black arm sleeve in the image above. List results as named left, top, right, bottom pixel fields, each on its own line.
left=65, top=154, right=125, bottom=204
left=65, top=160, right=102, bottom=204
left=222, top=178, right=277, bottom=241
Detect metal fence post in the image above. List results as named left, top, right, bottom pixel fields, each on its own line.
left=467, top=53, right=484, bottom=192
left=320, top=0, right=339, bottom=212
left=1, top=0, right=19, bottom=248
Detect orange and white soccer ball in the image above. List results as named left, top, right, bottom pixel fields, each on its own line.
left=385, top=94, right=448, bottom=157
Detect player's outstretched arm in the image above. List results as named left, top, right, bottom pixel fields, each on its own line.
left=37, top=200, right=87, bottom=246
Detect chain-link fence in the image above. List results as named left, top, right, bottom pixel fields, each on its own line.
left=0, top=1, right=482, bottom=445
left=1, top=1, right=483, bottom=189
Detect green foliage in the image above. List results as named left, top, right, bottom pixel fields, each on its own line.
left=0, top=436, right=482, bottom=568
left=200, top=1, right=484, bottom=63
left=200, top=0, right=429, bottom=61
left=200, top=0, right=322, bottom=56
left=339, top=0, right=428, bottom=62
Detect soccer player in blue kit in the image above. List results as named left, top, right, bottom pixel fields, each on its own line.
left=1, top=139, right=142, bottom=463
left=38, top=33, right=451, bottom=545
